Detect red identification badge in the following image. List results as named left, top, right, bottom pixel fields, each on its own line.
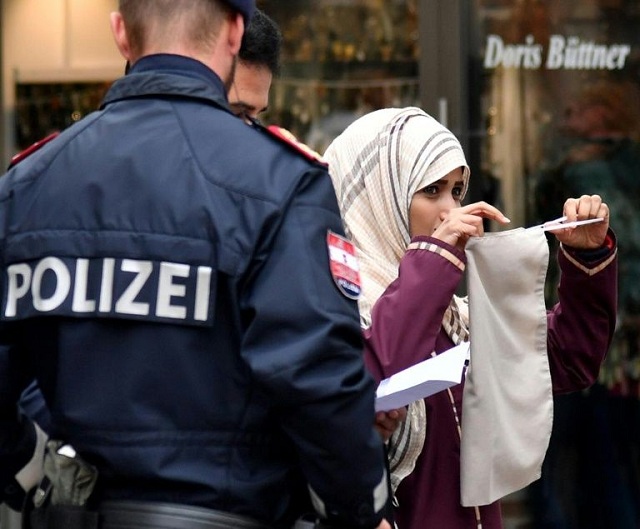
left=8, top=131, right=60, bottom=169
left=327, top=231, right=361, bottom=300
left=266, top=125, right=327, bottom=165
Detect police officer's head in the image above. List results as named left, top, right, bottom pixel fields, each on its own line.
left=111, top=0, right=255, bottom=88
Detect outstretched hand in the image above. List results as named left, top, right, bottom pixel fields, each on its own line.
left=549, top=194, right=609, bottom=249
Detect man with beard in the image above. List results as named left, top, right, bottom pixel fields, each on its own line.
left=228, top=8, right=282, bottom=123
left=0, top=1, right=393, bottom=528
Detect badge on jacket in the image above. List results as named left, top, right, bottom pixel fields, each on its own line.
left=327, top=231, right=361, bottom=300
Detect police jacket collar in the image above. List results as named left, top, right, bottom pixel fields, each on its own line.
left=101, top=54, right=231, bottom=111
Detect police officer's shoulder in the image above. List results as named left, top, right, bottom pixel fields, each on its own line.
left=7, top=132, right=61, bottom=170
left=259, top=124, right=327, bottom=168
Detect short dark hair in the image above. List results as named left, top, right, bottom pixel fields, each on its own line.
left=238, top=8, right=282, bottom=76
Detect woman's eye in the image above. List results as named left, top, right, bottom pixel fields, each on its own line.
left=422, top=185, right=438, bottom=196
left=453, top=187, right=463, bottom=198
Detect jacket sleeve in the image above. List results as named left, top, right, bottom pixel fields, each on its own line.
left=0, top=327, right=47, bottom=510
left=19, top=381, right=52, bottom=434
left=546, top=232, right=618, bottom=393
left=363, top=236, right=466, bottom=382
left=240, top=167, right=389, bottom=529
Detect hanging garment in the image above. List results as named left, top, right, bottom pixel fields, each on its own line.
left=460, top=227, right=553, bottom=507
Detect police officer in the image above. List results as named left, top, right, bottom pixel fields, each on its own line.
left=0, top=1, right=392, bottom=528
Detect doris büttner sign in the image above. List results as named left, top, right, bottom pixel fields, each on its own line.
left=484, top=34, right=631, bottom=70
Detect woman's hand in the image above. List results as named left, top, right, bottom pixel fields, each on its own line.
left=549, top=195, right=610, bottom=249
left=374, top=407, right=407, bottom=442
left=432, top=201, right=510, bottom=251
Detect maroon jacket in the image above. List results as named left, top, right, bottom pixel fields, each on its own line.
left=364, top=234, right=617, bottom=529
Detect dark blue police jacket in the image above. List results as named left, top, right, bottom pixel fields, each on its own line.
left=0, top=55, right=387, bottom=528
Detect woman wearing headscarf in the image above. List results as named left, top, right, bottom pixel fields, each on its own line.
left=324, top=107, right=618, bottom=529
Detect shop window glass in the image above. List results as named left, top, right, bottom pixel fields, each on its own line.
left=469, top=0, right=640, bottom=226
left=469, top=2, right=640, bottom=528
left=15, top=82, right=112, bottom=151
left=258, top=0, right=420, bottom=152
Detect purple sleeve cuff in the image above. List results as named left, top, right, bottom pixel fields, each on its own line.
left=562, top=228, right=617, bottom=267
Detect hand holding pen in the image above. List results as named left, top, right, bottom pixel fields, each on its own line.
left=544, top=194, right=609, bottom=250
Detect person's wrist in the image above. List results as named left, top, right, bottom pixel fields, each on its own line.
left=565, top=231, right=615, bottom=262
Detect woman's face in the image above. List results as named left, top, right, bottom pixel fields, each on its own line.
left=409, top=167, right=465, bottom=238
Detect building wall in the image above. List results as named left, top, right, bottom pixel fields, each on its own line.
left=1, top=0, right=121, bottom=166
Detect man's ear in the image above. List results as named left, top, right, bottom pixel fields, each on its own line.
left=226, top=12, right=244, bottom=56
left=110, top=11, right=132, bottom=61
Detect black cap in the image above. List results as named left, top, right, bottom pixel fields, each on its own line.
left=223, top=0, right=255, bottom=22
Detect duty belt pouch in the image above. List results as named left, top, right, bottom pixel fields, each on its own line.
left=24, top=441, right=99, bottom=529
left=29, top=504, right=99, bottom=529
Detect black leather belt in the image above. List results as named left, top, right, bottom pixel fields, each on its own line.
left=99, top=501, right=273, bottom=529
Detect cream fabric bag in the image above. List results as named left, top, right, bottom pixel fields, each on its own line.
left=460, top=227, right=553, bottom=507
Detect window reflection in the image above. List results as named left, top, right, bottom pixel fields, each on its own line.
left=470, top=2, right=640, bottom=528
left=257, top=0, right=420, bottom=153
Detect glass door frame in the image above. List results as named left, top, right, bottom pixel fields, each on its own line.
left=418, top=0, right=485, bottom=203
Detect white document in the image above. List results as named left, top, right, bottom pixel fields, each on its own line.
left=375, top=342, right=470, bottom=412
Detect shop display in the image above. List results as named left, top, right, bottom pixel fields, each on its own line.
left=258, top=0, right=419, bottom=151
left=12, top=1, right=418, bottom=156
left=14, top=82, right=112, bottom=151
left=470, top=2, right=640, bottom=528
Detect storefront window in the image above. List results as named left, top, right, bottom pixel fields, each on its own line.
left=14, top=82, right=111, bottom=150
left=469, top=2, right=640, bottom=528
left=469, top=0, right=640, bottom=227
left=258, top=0, right=419, bottom=152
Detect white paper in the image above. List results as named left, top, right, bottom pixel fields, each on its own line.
left=375, top=342, right=470, bottom=412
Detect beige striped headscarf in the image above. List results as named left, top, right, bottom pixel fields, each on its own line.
left=324, top=107, right=470, bottom=329
left=324, top=107, right=471, bottom=491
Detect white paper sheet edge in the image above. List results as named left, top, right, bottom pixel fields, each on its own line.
left=375, top=342, right=470, bottom=412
